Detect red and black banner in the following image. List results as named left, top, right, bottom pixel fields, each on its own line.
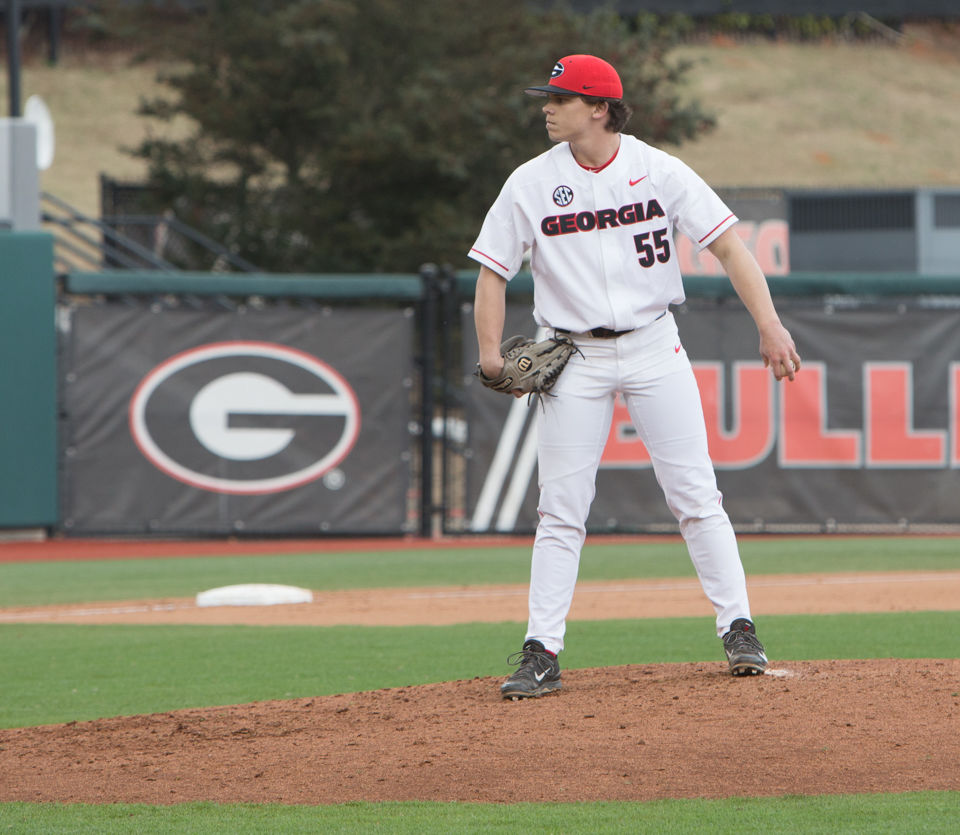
left=60, top=303, right=415, bottom=535
left=463, top=300, right=960, bottom=532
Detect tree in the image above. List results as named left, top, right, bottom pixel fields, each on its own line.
left=118, top=1, right=715, bottom=272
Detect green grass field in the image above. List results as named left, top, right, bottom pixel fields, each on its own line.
left=0, top=791, right=956, bottom=834
left=3, top=611, right=959, bottom=729
left=1, top=536, right=958, bottom=831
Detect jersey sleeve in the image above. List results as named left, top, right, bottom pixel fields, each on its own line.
left=656, top=152, right=737, bottom=251
left=467, top=176, right=530, bottom=280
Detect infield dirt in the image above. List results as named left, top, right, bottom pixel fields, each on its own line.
left=2, top=570, right=960, bottom=626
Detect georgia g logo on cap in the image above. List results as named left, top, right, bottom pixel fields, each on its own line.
left=524, top=54, right=623, bottom=101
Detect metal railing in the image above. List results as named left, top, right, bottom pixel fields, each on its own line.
left=40, top=192, right=258, bottom=275
left=102, top=212, right=260, bottom=274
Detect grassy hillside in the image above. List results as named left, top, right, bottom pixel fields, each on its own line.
left=670, top=31, right=960, bottom=189
left=7, top=51, right=172, bottom=217
left=5, top=26, right=960, bottom=218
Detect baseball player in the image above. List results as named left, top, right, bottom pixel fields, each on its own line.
left=469, top=55, right=801, bottom=699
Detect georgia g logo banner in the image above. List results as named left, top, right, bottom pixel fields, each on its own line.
left=129, top=341, right=361, bottom=495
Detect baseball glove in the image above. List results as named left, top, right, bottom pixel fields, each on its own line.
left=476, top=333, right=578, bottom=395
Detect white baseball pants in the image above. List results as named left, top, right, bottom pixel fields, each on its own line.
left=526, top=311, right=752, bottom=654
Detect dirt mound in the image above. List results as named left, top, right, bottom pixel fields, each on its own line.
left=2, top=658, right=957, bottom=805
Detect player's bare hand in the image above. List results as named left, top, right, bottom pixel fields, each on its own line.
left=478, top=354, right=533, bottom=398
left=479, top=355, right=522, bottom=396
left=759, top=321, right=801, bottom=382
left=479, top=355, right=505, bottom=380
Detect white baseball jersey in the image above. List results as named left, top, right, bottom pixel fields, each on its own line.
left=469, top=134, right=737, bottom=332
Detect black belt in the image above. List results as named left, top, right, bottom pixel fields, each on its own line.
left=584, top=327, right=632, bottom=339
left=555, top=313, right=665, bottom=340
left=556, top=326, right=631, bottom=339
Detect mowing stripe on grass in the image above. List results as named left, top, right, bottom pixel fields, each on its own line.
left=1, top=792, right=958, bottom=833
left=3, top=611, right=957, bottom=729
left=1, top=536, right=958, bottom=607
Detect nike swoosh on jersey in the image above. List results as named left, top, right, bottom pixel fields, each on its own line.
left=629, top=176, right=648, bottom=186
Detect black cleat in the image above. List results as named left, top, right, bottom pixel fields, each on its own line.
left=500, top=639, right=562, bottom=700
left=723, top=618, right=768, bottom=676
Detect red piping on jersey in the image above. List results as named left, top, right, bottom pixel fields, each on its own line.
left=470, top=247, right=510, bottom=273
left=575, top=143, right=620, bottom=173
left=698, top=213, right=736, bottom=244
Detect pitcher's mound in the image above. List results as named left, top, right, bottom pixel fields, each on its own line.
left=1, top=658, right=958, bottom=805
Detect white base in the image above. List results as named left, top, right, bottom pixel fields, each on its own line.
left=195, top=584, right=314, bottom=607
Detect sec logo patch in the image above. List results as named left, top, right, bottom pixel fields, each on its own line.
left=552, top=185, right=574, bottom=207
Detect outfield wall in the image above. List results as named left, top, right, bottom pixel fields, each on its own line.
left=2, top=232, right=959, bottom=536
left=0, top=232, right=58, bottom=529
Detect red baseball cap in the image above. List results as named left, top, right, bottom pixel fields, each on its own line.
left=524, top=54, right=623, bottom=100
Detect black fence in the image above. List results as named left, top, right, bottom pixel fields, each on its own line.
left=49, top=266, right=960, bottom=538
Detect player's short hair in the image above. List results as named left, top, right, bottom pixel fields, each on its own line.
left=582, top=96, right=633, bottom=133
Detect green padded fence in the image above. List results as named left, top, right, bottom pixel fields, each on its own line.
left=0, top=232, right=58, bottom=527
left=452, top=270, right=960, bottom=298
left=65, top=271, right=423, bottom=299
